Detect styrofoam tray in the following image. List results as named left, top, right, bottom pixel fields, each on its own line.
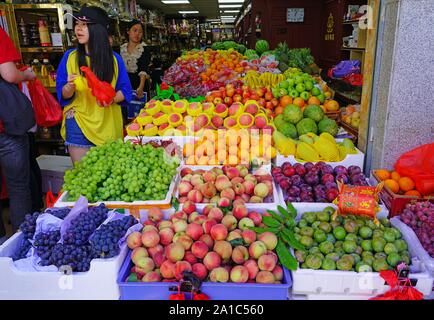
left=391, top=217, right=434, bottom=277
left=290, top=211, right=434, bottom=298
left=275, top=139, right=365, bottom=169
left=54, top=173, right=179, bottom=209
left=0, top=232, right=128, bottom=300
left=176, top=165, right=279, bottom=211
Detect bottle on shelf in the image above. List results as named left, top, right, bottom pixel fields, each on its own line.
left=29, top=23, right=40, bottom=47
left=41, top=59, right=55, bottom=87
left=31, top=59, right=42, bottom=79
left=38, top=20, right=52, bottom=47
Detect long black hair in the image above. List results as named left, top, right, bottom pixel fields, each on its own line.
left=77, top=23, right=114, bottom=83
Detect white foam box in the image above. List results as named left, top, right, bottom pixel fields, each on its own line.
left=176, top=165, right=279, bottom=211
left=0, top=232, right=128, bottom=300
left=390, top=217, right=434, bottom=277
left=54, top=173, right=179, bottom=210
left=275, top=139, right=365, bottom=169
left=290, top=211, right=433, bottom=299
left=36, top=155, right=73, bottom=194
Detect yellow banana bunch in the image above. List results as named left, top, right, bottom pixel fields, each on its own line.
left=243, top=72, right=286, bottom=89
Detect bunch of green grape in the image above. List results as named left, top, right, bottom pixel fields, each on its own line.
left=63, top=140, right=180, bottom=202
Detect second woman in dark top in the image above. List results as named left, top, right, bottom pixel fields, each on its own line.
left=120, top=20, right=151, bottom=100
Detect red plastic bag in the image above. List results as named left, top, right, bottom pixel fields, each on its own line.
left=80, top=66, right=116, bottom=106
left=395, top=143, right=434, bottom=196
left=45, top=189, right=61, bottom=208
left=27, top=78, right=63, bottom=127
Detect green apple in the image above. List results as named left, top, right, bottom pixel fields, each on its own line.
left=311, top=87, right=321, bottom=96
left=294, top=76, right=304, bottom=85
left=279, top=80, right=289, bottom=89
left=289, top=89, right=299, bottom=98
left=296, top=83, right=306, bottom=93
left=287, top=79, right=296, bottom=87
left=272, top=87, right=281, bottom=98
left=300, top=91, right=310, bottom=101
left=279, top=88, right=288, bottom=96
left=304, top=81, right=314, bottom=91
left=317, top=93, right=325, bottom=103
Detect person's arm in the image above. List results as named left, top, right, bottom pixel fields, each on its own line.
left=56, top=50, right=76, bottom=107
left=0, top=62, right=35, bottom=84
left=114, top=53, right=133, bottom=104
left=136, top=47, right=151, bottom=98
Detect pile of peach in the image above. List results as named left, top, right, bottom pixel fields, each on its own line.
left=178, top=165, right=274, bottom=205
left=127, top=203, right=284, bottom=284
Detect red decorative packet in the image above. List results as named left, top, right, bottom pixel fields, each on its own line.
left=332, top=181, right=384, bottom=223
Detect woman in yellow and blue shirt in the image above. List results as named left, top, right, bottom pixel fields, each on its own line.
left=56, top=6, right=132, bottom=163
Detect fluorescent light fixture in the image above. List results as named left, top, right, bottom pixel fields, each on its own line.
left=162, top=0, right=190, bottom=4
left=179, top=10, right=199, bottom=14
left=219, top=4, right=242, bottom=8
left=218, top=0, right=244, bottom=3
left=221, top=16, right=235, bottom=18
left=224, top=10, right=240, bottom=13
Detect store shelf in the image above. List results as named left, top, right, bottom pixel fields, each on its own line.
left=341, top=47, right=365, bottom=51
left=12, top=3, right=64, bottom=10
left=20, top=46, right=64, bottom=53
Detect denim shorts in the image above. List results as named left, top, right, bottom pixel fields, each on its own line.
left=65, top=112, right=95, bottom=148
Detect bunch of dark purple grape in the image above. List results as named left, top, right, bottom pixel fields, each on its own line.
left=272, top=162, right=367, bottom=203
left=13, top=208, right=71, bottom=262
left=63, top=204, right=108, bottom=246
left=48, top=243, right=93, bottom=272
left=34, top=230, right=61, bottom=266
left=400, top=201, right=434, bottom=257
left=90, top=215, right=136, bottom=259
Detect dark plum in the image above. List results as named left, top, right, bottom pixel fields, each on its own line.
left=273, top=173, right=286, bottom=184
left=326, top=189, right=339, bottom=202
left=325, top=181, right=338, bottom=190
left=314, top=185, right=326, bottom=195
left=287, top=186, right=301, bottom=197
left=304, top=162, right=314, bottom=171
left=335, top=174, right=349, bottom=184
left=291, top=175, right=303, bottom=186
left=285, top=196, right=297, bottom=203
left=321, top=174, right=335, bottom=185
left=304, top=173, right=320, bottom=186
left=309, top=167, right=320, bottom=175
left=281, top=162, right=293, bottom=171
left=334, top=165, right=348, bottom=176
left=279, top=179, right=291, bottom=191
left=348, top=165, right=362, bottom=176
left=321, top=165, right=334, bottom=175
left=271, top=167, right=282, bottom=176
left=294, top=163, right=307, bottom=176
left=283, top=166, right=296, bottom=177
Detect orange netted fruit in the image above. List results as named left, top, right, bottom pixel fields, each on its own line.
left=390, top=171, right=401, bottom=182
left=385, top=179, right=400, bottom=193
left=398, top=177, right=415, bottom=192
left=307, top=96, right=321, bottom=105
left=375, top=169, right=391, bottom=181
left=404, top=190, right=421, bottom=197
left=293, top=97, right=305, bottom=108
left=280, top=96, right=293, bottom=107
left=274, top=106, right=284, bottom=115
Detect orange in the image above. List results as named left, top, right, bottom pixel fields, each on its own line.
left=390, top=171, right=401, bottom=182
left=404, top=190, right=421, bottom=197
left=398, top=177, right=415, bottom=192
left=274, top=106, right=284, bottom=115
left=324, top=99, right=340, bottom=111
left=293, top=97, right=305, bottom=108
left=307, top=96, right=321, bottom=105
left=280, top=96, right=293, bottom=107
left=375, top=169, right=391, bottom=181
left=384, top=179, right=400, bottom=193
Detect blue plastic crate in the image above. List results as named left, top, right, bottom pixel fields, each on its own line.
left=118, top=251, right=291, bottom=300
left=127, top=92, right=147, bottom=120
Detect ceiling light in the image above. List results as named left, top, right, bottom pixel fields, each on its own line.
left=179, top=10, right=199, bottom=14
left=224, top=10, right=240, bottom=13
left=218, top=0, right=244, bottom=3
left=162, top=0, right=190, bottom=4
left=219, top=4, right=242, bottom=8
left=221, top=16, right=235, bottom=18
